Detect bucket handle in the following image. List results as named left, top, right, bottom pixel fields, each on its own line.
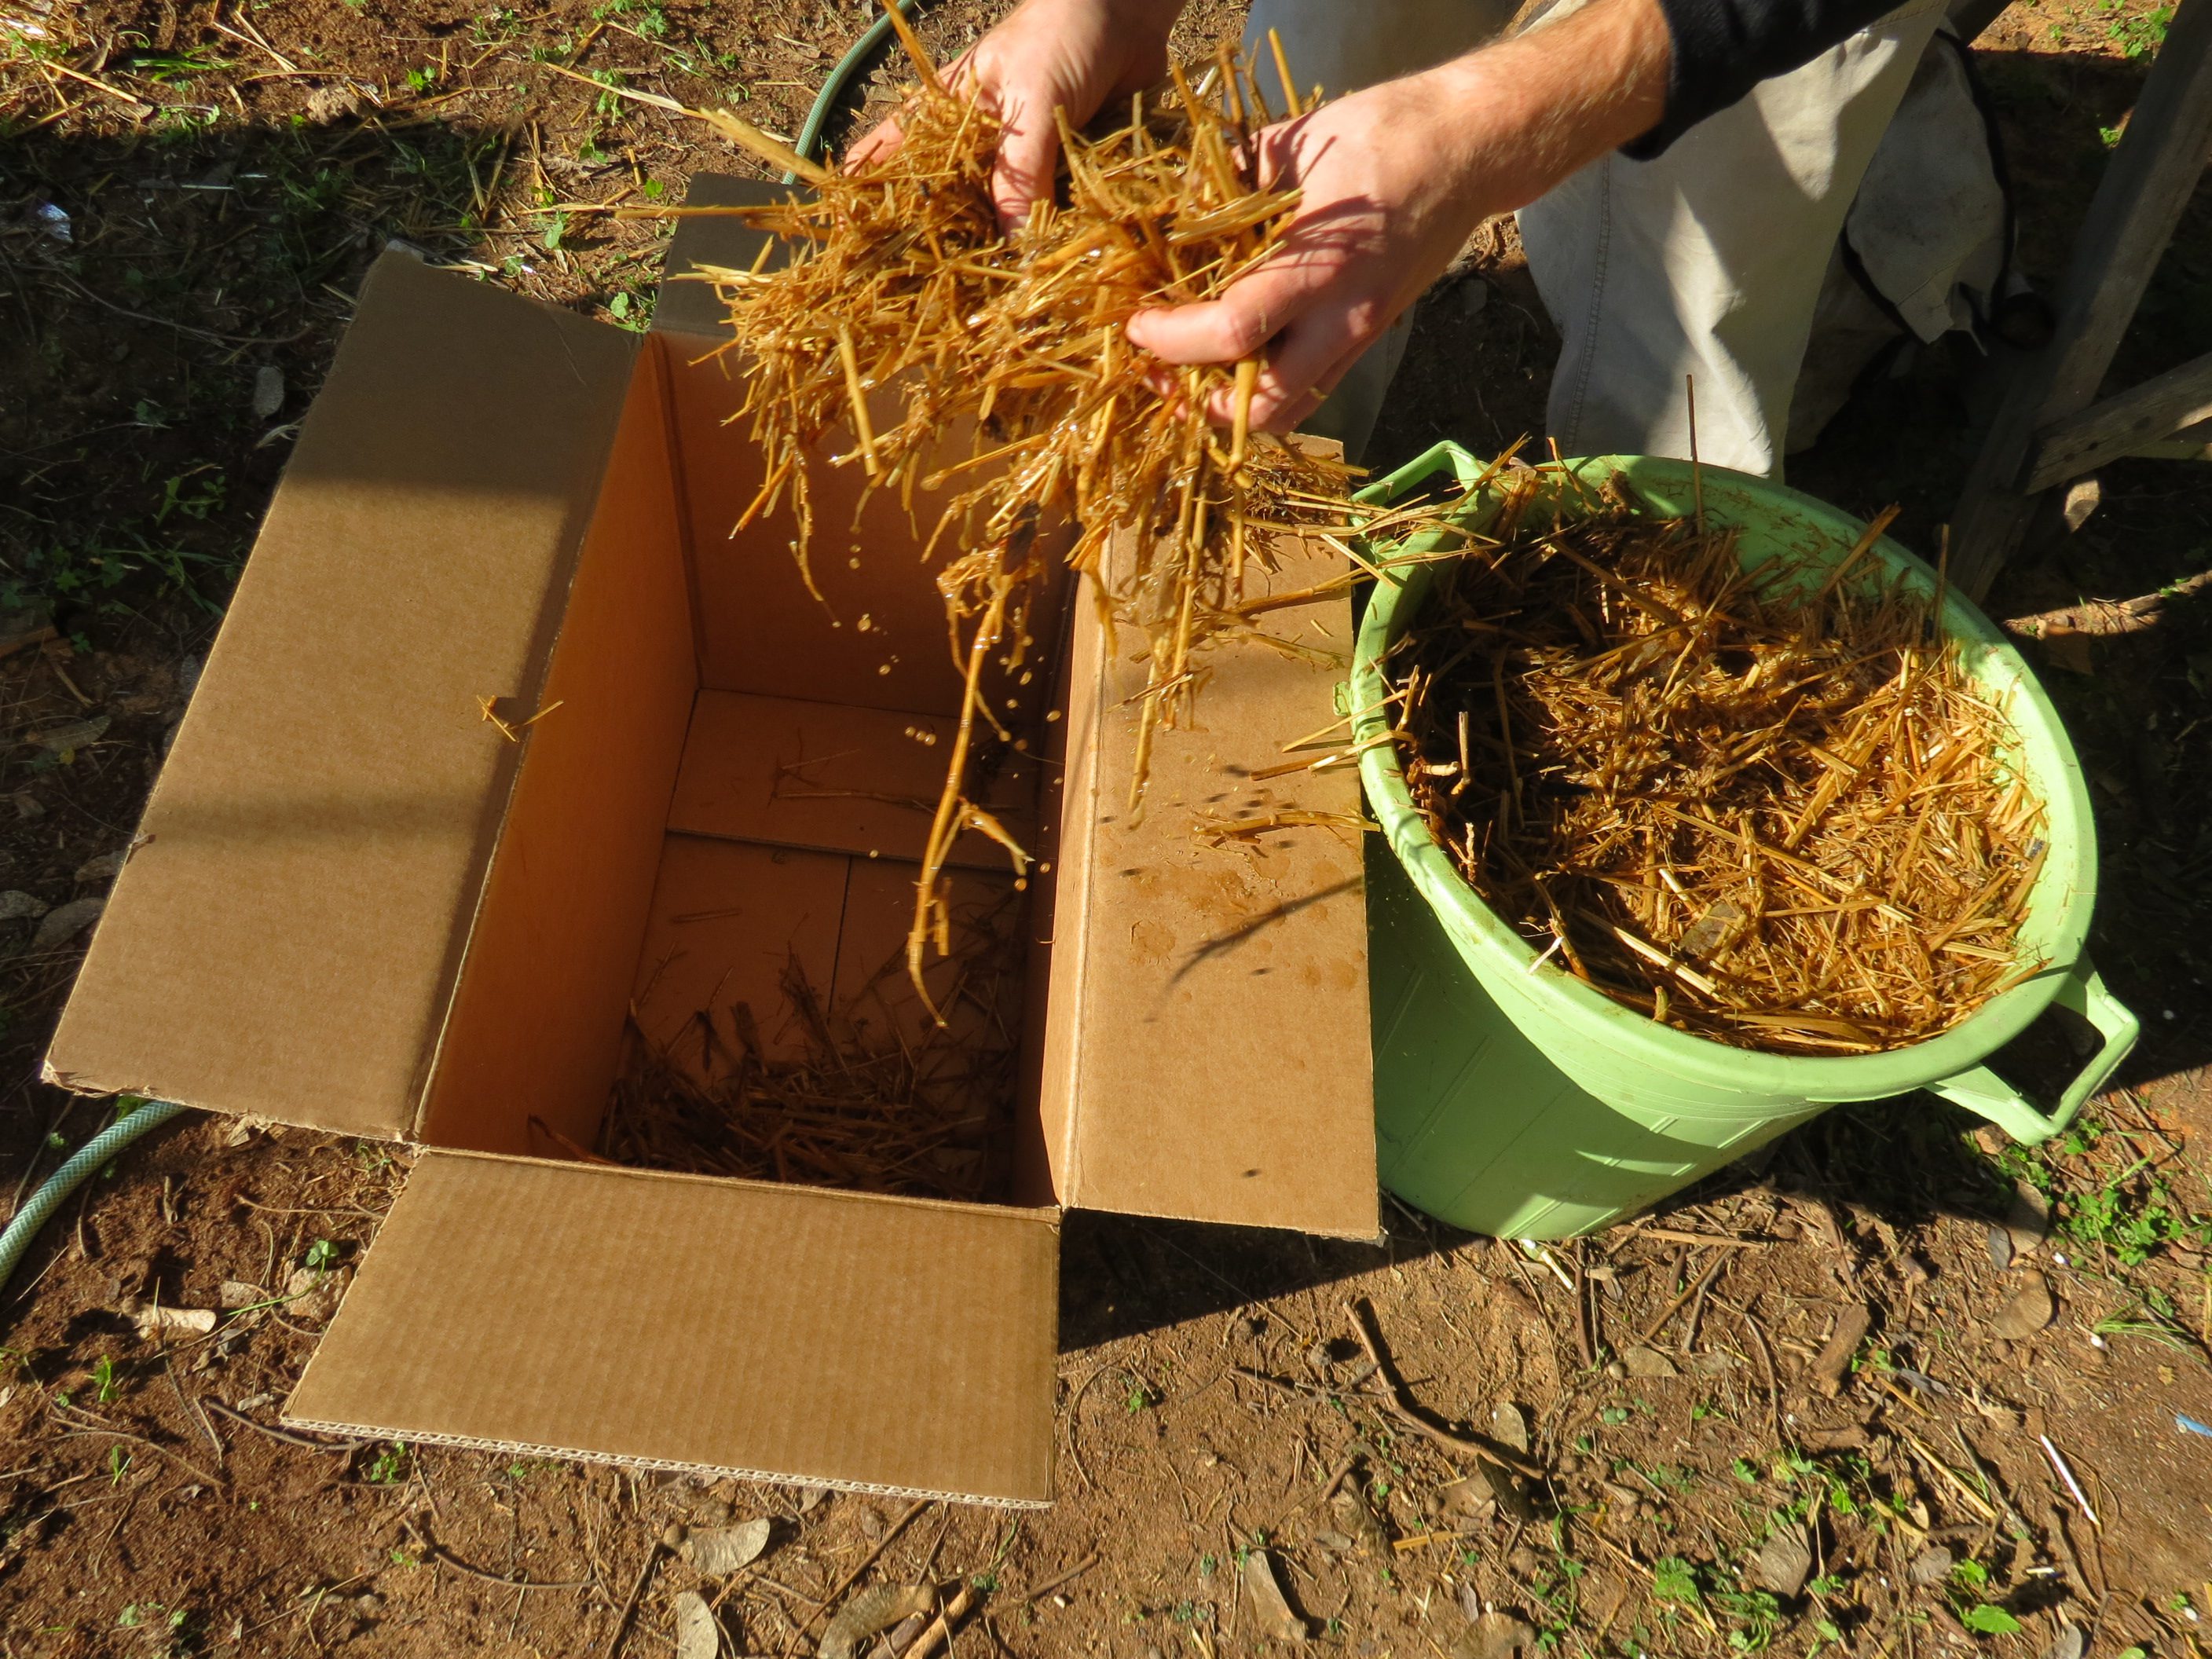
left=1925, top=964, right=2140, bottom=1146
left=1351, top=441, right=1483, bottom=508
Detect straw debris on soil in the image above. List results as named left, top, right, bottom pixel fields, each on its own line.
left=1382, top=468, right=2046, bottom=1053
left=678, top=15, right=1408, bottom=1006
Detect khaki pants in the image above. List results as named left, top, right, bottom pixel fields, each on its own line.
left=1243, top=0, right=1949, bottom=471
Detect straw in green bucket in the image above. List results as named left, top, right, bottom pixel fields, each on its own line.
left=1350, top=445, right=2137, bottom=1240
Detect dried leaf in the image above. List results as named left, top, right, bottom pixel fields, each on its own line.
left=819, top=1584, right=933, bottom=1659
left=683, top=1518, right=771, bottom=1577
left=673, top=1589, right=720, bottom=1659
left=30, top=716, right=109, bottom=753
left=31, top=895, right=104, bottom=954
left=1489, top=1401, right=1529, bottom=1454
left=1991, top=1270, right=2055, bottom=1339
left=2043, top=1624, right=2086, bottom=1659
left=2003, top=1183, right=2050, bottom=1257
left=1240, top=1549, right=1309, bottom=1644
left=0, top=891, right=48, bottom=921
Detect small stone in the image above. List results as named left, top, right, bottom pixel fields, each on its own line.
left=1622, top=1346, right=1679, bottom=1379
left=1908, top=1546, right=1954, bottom=1585
left=2061, top=476, right=2100, bottom=533
left=2044, top=1624, right=2087, bottom=1659
left=857, top=1507, right=885, bottom=1540
left=1489, top=1401, right=1529, bottom=1454
left=304, top=82, right=363, bottom=123
left=1456, top=277, right=1491, bottom=320
left=354, top=1591, right=383, bottom=1615
left=31, top=895, right=104, bottom=953
left=1991, top=1271, right=2056, bottom=1340
left=1749, top=1530, right=1812, bottom=1597
left=11, top=791, right=42, bottom=822
left=252, top=365, right=286, bottom=420
left=1452, top=1612, right=1536, bottom=1659
left=218, top=1280, right=263, bottom=1309
left=1507, top=1545, right=1542, bottom=1577
left=1603, top=1361, right=1626, bottom=1379
left=235, top=1392, right=274, bottom=1411
left=661, top=1521, right=689, bottom=1551
left=0, top=891, right=46, bottom=922
left=1314, top=1529, right=1357, bottom=1554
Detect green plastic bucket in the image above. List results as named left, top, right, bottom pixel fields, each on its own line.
left=1352, top=445, right=2138, bottom=1240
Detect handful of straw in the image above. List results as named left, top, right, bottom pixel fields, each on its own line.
left=686, top=14, right=1370, bottom=1008
left=1384, top=472, right=2045, bottom=1054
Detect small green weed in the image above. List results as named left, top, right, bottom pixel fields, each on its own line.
left=365, top=1441, right=410, bottom=1484
left=304, top=1238, right=340, bottom=1272
left=93, top=1353, right=119, bottom=1405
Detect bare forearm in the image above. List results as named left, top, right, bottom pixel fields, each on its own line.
left=1419, top=0, right=1674, bottom=218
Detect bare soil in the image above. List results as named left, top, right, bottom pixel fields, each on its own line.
left=3, top=1, right=2210, bottom=1656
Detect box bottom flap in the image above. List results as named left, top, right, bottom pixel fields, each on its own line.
left=285, top=1149, right=1059, bottom=1505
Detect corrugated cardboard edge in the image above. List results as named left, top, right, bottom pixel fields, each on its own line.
left=275, top=1418, right=1049, bottom=1510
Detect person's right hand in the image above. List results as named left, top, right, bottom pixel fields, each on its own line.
left=844, top=0, right=1185, bottom=233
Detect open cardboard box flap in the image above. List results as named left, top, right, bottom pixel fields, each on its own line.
left=46, top=255, right=638, bottom=1139
left=287, top=1152, right=1060, bottom=1503
left=43, top=181, right=1377, bottom=1503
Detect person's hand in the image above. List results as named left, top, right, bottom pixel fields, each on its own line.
left=1127, top=0, right=1671, bottom=431
left=845, top=0, right=1185, bottom=233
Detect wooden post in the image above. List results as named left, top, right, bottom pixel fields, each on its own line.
left=1947, top=0, right=2212, bottom=599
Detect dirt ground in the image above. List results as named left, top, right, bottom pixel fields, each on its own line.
left=3, top=0, right=2210, bottom=1655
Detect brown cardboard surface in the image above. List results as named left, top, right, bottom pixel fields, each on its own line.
left=657, top=337, right=988, bottom=717
left=46, top=255, right=637, bottom=1136
left=416, top=340, right=698, bottom=1159
left=1042, top=533, right=1379, bottom=1239
left=286, top=1150, right=1060, bottom=1505
left=668, top=690, right=1037, bottom=871
left=629, top=836, right=849, bottom=1076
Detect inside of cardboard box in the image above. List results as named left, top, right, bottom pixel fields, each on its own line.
left=413, top=328, right=1064, bottom=1210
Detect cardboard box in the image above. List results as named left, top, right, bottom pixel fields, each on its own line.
left=43, top=179, right=1375, bottom=1507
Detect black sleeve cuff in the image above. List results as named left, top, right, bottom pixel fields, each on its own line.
left=1621, top=0, right=1912, bottom=157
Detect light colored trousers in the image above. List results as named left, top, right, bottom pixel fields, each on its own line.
left=1244, top=0, right=1948, bottom=471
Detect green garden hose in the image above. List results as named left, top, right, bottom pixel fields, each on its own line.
left=786, top=0, right=930, bottom=181
left=0, top=1099, right=188, bottom=1303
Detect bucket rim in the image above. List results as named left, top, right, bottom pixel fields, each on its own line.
left=1350, top=446, right=2098, bottom=1099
